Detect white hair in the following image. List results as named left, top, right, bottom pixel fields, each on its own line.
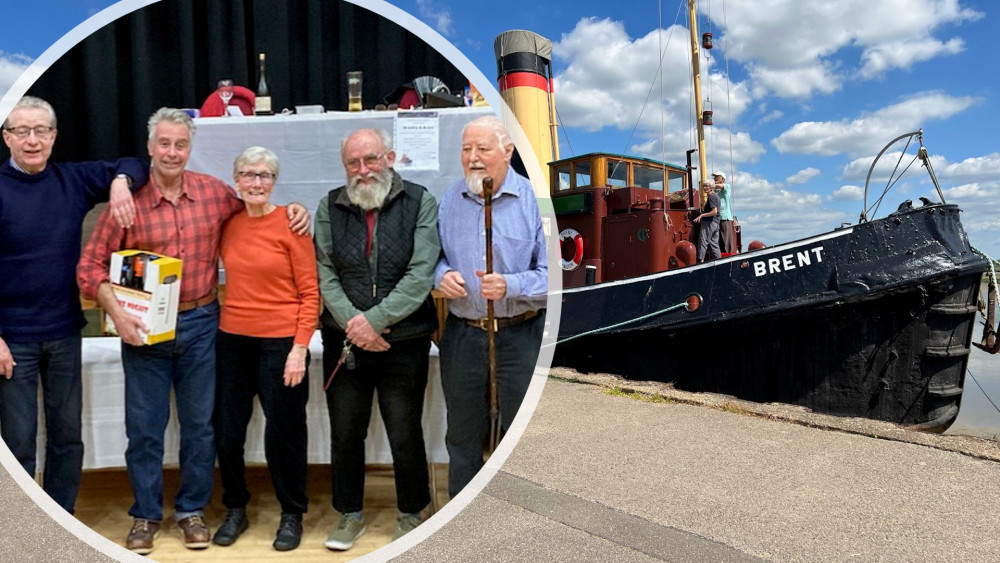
left=5, top=96, right=56, bottom=129
left=147, top=107, right=196, bottom=142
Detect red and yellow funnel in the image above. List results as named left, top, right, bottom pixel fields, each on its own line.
left=494, top=30, right=559, bottom=185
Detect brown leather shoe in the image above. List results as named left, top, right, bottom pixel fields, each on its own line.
left=125, top=519, right=160, bottom=555
left=177, top=514, right=211, bottom=549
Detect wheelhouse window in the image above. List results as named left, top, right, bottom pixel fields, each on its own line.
left=553, top=162, right=572, bottom=192
left=634, top=163, right=666, bottom=191
left=667, top=170, right=686, bottom=192
left=575, top=160, right=592, bottom=189
left=607, top=159, right=628, bottom=187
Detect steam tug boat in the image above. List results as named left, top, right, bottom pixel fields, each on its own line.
left=494, top=19, right=996, bottom=430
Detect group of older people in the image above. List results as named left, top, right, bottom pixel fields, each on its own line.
left=0, top=95, right=547, bottom=556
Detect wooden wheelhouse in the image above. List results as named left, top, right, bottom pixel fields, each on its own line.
left=549, top=153, right=700, bottom=288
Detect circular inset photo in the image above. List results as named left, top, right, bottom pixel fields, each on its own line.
left=0, top=0, right=559, bottom=560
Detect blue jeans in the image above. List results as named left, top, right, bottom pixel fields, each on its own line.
left=439, top=311, right=545, bottom=498
left=0, top=334, right=83, bottom=513
left=121, top=301, right=218, bottom=522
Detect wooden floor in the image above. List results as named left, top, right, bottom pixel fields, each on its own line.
left=75, top=463, right=451, bottom=561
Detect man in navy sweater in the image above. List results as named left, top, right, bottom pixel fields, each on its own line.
left=0, top=95, right=146, bottom=514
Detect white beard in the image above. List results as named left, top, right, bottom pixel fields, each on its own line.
left=465, top=170, right=486, bottom=195
left=346, top=167, right=392, bottom=211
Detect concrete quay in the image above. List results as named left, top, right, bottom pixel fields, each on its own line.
left=396, top=370, right=1000, bottom=562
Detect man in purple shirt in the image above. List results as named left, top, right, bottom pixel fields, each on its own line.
left=434, top=115, right=547, bottom=497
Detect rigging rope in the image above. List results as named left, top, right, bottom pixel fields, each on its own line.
left=867, top=152, right=919, bottom=219
left=620, top=1, right=684, bottom=161
left=659, top=0, right=665, bottom=165
left=722, top=0, right=735, bottom=199
left=967, top=368, right=1000, bottom=416
left=544, top=299, right=691, bottom=347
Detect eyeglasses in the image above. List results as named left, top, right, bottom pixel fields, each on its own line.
left=344, top=152, right=386, bottom=171
left=237, top=171, right=276, bottom=182
left=3, top=125, right=56, bottom=139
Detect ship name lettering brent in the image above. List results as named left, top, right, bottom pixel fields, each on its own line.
left=752, top=246, right=824, bottom=277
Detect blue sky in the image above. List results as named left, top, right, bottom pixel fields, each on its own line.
left=2, top=0, right=997, bottom=258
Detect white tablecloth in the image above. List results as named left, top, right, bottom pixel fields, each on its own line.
left=79, top=333, right=447, bottom=469
left=187, top=106, right=493, bottom=214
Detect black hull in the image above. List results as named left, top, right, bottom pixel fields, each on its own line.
left=554, top=202, right=989, bottom=431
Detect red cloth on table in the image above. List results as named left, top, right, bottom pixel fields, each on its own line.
left=199, top=85, right=256, bottom=117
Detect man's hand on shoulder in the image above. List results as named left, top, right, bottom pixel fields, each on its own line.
left=286, top=202, right=311, bottom=235
left=109, top=175, right=136, bottom=229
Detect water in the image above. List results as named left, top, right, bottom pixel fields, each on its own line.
left=946, top=280, right=1000, bottom=439
left=947, top=344, right=1000, bottom=439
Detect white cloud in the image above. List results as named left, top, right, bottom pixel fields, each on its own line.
left=842, top=151, right=1000, bottom=185
left=707, top=170, right=848, bottom=246
left=787, top=167, right=820, bottom=184
left=0, top=51, right=32, bottom=99
left=415, top=0, right=454, bottom=37
left=553, top=18, right=755, bottom=165
left=757, top=109, right=784, bottom=125
left=937, top=152, right=1000, bottom=183
left=772, top=91, right=979, bottom=157
left=858, top=37, right=964, bottom=79
left=703, top=0, right=983, bottom=98
left=831, top=185, right=864, bottom=201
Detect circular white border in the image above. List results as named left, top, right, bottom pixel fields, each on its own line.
left=0, top=0, right=563, bottom=561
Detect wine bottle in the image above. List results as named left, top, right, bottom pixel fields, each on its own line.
left=255, top=53, right=272, bottom=115
left=132, top=255, right=145, bottom=290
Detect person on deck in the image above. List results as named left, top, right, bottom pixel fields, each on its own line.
left=77, top=108, right=309, bottom=556
left=434, top=115, right=547, bottom=498
left=0, top=95, right=145, bottom=516
left=713, top=171, right=734, bottom=254
left=694, top=179, right=721, bottom=263
left=315, top=128, right=439, bottom=551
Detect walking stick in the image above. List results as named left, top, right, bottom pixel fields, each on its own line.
left=483, top=176, right=500, bottom=453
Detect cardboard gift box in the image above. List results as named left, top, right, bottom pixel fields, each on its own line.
left=107, top=250, right=182, bottom=345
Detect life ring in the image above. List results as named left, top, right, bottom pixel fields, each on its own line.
left=559, top=228, right=584, bottom=271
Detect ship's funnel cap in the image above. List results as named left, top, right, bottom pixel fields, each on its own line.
left=494, top=30, right=553, bottom=62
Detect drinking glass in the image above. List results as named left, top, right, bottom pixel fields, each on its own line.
left=347, top=71, right=363, bottom=112
left=217, top=79, right=234, bottom=113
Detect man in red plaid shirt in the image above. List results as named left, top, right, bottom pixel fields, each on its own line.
left=77, top=107, right=309, bottom=556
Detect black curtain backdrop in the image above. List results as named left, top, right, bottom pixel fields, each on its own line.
left=15, top=0, right=468, bottom=163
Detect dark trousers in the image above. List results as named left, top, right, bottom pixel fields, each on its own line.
left=0, top=334, right=83, bottom=514
left=321, top=326, right=431, bottom=514
left=720, top=219, right=734, bottom=254
left=215, top=331, right=309, bottom=515
left=439, top=311, right=545, bottom=498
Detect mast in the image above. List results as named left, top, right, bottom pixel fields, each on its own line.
left=688, top=0, right=708, bottom=187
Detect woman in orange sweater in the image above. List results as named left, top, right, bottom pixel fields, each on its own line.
left=212, top=146, right=319, bottom=551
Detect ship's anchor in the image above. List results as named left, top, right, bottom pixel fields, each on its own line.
left=973, top=248, right=999, bottom=354
left=975, top=270, right=999, bottom=354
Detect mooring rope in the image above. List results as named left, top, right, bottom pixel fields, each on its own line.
left=545, top=299, right=691, bottom=347
left=972, top=245, right=998, bottom=288
left=967, top=368, right=1000, bottom=416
